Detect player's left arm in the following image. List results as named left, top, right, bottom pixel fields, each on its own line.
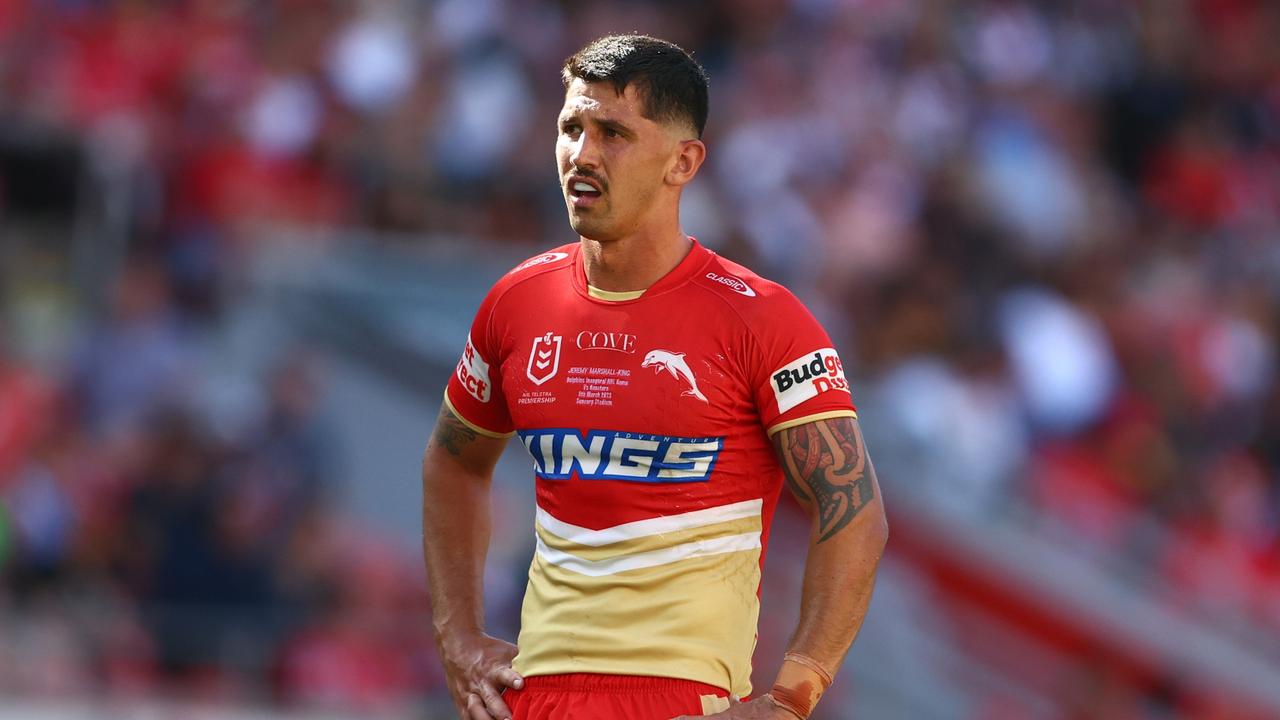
left=765, top=414, right=886, bottom=717
left=679, top=414, right=886, bottom=720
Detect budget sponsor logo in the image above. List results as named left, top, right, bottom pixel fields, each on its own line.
left=518, top=428, right=724, bottom=483
left=527, top=332, right=562, bottom=385
left=514, top=252, right=569, bottom=272
left=704, top=271, right=756, bottom=297
left=456, top=334, right=492, bottom=402
left=771, top=348, right=849, bottom=413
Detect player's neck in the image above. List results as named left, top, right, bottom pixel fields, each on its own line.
left=579, top=227, right=692, bottom=293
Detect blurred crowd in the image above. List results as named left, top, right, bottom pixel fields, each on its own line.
left=1, top=0, right=1279, bottom=715
left=0, top=263, right=442, bottom=711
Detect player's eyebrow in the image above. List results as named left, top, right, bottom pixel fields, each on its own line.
left=596, top=118, right=634, bottom=136
left=558, top=112, right=634, bottom=137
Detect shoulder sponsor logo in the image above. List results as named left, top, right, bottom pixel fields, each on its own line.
left=514, top=252, right=569, bottom=272
left=527, top=332, right=562, bottom=385
left=455, top=334, right=492, bottom=402
left=576, top=331, right=637, bottom=354
left=704, top=271, right=756, bottom=297
left=518, top=428, right=723, bottom=483
left=771, top=348, right=850, bottom=414
left=642, top=349, right=707, bottom=402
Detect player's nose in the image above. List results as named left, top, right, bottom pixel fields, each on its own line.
left=567, top=131, right=601, bottom=170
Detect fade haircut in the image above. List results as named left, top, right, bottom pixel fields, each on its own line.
left=562, top=34, right=710, bottom=138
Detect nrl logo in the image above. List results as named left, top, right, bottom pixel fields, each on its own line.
left=642, top=349, right=708, bottom=403
left=527, top=332, right=562, bottom=385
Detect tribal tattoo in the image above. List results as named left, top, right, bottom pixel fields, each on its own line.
left=773, top=417, right=875, bottom=543
left=433, top=407, right=478, bottom=456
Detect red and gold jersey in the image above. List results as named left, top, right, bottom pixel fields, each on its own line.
left=444, top=240, right=856, bottom=698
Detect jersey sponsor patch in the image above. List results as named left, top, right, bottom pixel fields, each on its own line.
left=519, top=428, right=724, bottom=483
left=704, top=271, right=756, bottom=297
left=456, top=334, right=493, bottom=402
left=576, top=330, right=637, bottom=354
left=771, top=348, right=850, bottom=414
left=513, top=252, right=569, bottom=272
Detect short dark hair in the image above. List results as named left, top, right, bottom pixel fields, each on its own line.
left=562, top=34, right=709, bottom=138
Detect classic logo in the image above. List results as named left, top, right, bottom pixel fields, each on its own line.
left=705, top=271, right=756, bottom=297
left=514, top=252, right=569, bottom=272
left=771, top=348, right=850, bottom=413
left=642, top=349, right=708, bottom=402
left=455, top=334, right=492, bottom=402
left=527, top=332, right=562, bottom=385
left=576, top=331, right=637, bottom=354
left=518, top=428, right=724, bottom=483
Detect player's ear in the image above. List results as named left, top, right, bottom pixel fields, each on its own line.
left=666, top=138, right=706, bottom=187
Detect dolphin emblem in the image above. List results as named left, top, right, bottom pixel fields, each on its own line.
left=641, top=350, right=708, bottom=403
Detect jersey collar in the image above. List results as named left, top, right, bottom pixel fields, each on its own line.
left=571, top=238, right=713, bottom=304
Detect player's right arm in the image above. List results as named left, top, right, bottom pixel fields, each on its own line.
left=425, top=268, right=527, bottom=719
left=426, top=252, right=567, bottom=718
left=422, top=403, right=523, bottom=720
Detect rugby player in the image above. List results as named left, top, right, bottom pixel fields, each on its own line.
left=422, top=34, right=888, bottom=720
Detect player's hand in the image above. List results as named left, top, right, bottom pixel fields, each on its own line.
left=438, top=631, right=524, bottom=719
left=669, top=694, right=800, bottom=719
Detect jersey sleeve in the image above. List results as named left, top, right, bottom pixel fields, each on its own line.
left=444, top=286, right=516, bottom=438
left=750, top=292, right=857, bottom=436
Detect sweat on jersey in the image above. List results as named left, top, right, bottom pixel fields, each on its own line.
left=444, top=239, right=857, bottom=699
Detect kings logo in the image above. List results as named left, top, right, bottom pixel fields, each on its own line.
left=527, top=332, right=562, bottom=385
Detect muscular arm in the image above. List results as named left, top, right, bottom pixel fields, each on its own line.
left=422, top=404, right=521, bottom=718
left=684, top=416, right=886, bottom=720
left=771, top=416, right=887, bottom=700
left=423, top=404, right=504, bottom=635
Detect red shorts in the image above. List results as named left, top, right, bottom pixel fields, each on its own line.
left=503, top=673, right=731, bottom=719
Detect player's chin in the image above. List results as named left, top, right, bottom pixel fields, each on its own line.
left=567, top=212, right=612, bottom=238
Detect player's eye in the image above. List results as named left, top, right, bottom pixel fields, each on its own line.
left=605, top=127, right=622, bottom=138
left=561, top=122, right=581, bottom=136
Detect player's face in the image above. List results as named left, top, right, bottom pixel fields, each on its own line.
left=556, top=79, right=686, bottom=241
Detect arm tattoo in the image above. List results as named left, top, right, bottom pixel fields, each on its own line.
left=434, top=408, right=478, bottom=456
left=773, top=417, right=874, bottom=542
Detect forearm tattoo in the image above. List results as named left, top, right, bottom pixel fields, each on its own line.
left=774, top=417, right=874, bottom=542
left=434, top=407, right=478, bottom=456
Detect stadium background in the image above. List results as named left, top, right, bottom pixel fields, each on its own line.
left=0, top=0, right=1277, bottom=718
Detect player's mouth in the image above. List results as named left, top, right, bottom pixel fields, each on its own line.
left=567, top=176, right=603, bottom=208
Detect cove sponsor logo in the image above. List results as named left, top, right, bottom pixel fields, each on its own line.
left=771, top=348, right=850, bottom=413
left=518, top=428, right=724, bottom=483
